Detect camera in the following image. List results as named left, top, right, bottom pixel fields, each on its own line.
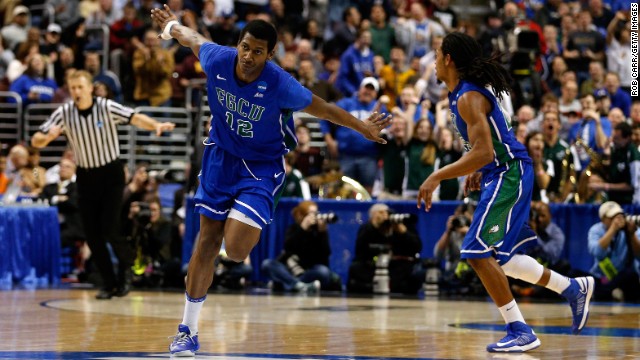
left=626, top=215, right=640, bottom=226
left=451, top=215, right=470, bottom=230
left=382, top=213, right=416, bottom=227
left=136, top=202, right=152, bottom=225
left=316, top=212, right=339, bottom=224
left=389, top=213, right=415, bottom=224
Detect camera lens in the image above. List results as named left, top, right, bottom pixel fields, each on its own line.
left=388, top=213, right=416, bottom=224
left=626, top=215, right=640, bottom=226
left=316, top=212, right=338, bottom=224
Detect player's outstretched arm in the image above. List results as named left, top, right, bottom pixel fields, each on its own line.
left=304, top=94, right=392, bottom=144
left=151, top=5, right=208, bottom=58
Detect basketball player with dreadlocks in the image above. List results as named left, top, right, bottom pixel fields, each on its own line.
left=417, top=32, right=594, bottom=353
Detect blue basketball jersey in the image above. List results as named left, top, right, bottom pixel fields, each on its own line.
left=448, top=80, right=530, bottom=175
left=199, top=42, right=313, bottom=161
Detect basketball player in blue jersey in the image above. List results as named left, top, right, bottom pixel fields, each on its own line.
left=151, top=5, right=392, bottom=356
left=416, top=32, right=594, bottom=353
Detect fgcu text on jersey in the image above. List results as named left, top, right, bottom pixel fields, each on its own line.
left=199, top=42, right=312, bottom=161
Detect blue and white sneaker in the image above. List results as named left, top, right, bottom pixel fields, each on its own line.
left=169, top=324, right=199, bottom=357
left=486, top=321, right=541, bottom=353
left=562, top=276, right=594, bottom=335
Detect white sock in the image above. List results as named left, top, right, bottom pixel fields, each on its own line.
left=498, top=299, right=526, bottom=324
left=545, top=270, right=571, bottom=294
left=181, top=292, right=206, bottom=334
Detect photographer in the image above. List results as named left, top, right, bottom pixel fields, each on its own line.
left=587, top=201, right=640, bottom=301
left=348, top=203, right=423, bottom=294
left=433, top=203, right=480, bottom=294
left=527, top=202, right=568, bottom=271
left=261, top=200, right=340, bottom=292
left=128, top=195, right=175, bottom=287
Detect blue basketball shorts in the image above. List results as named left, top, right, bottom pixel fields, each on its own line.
left=194, top=143, right=286, bottom=227
left=460, top=159, right=537, bottom=264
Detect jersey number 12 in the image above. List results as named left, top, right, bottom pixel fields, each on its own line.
left=225, top=111, right=254, bottom=138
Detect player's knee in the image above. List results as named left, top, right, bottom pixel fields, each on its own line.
left=501, top=259, right=517, bottom=278
left=197, top=232, right=224, bottom=255
left=223, top=245, right=249, bottom=262
left=501, top=254, right=544, bottom=282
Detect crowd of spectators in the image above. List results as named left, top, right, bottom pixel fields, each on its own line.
left=0, top=0, right=638, bottom=297
left=0, top=0, right=637, bottom=204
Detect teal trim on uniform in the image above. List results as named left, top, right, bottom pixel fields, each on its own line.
left=488, top=116, right=514, bottom=166
left=480, top=163, right=521, bottom=245
left=282, top=110, right=297, bottom=151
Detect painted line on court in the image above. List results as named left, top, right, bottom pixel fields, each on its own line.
left=454, top=323, right=640, bottom=337
left=0, top=352, right=453, bottom=360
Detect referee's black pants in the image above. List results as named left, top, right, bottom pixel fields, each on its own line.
left=76, top=160, right=133, bottom=290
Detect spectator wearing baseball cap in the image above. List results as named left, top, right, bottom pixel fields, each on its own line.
left=0, top=5, right=30, bottom=50
left=47, top=24, right=62, bottom=34
left=593, top=88, right=612, bottom=117
left=587, top=200, right=640, bottom=301
left=40, top=24, right=64, bottom=64
left=319, top=75, right=386, bottom=194
left=360, top=76, right=379, bottom=92
left=206, top=9, right=241, bottom=47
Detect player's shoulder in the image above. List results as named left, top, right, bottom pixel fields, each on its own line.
left=265, top=61, right=289, bottom=78
left=201, top=42, right=236, bottom=61
left=456, top=88, right=487, bottom=106
left=263, top=61, right=294, bottom=87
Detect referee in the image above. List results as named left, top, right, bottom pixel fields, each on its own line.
left=31, top=70, right=175, bottom=299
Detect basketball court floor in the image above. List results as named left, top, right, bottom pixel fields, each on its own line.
left=0, top=289, right=638, bottom=359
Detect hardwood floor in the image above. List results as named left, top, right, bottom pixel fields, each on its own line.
left=0, top=289, right=638, bottom=359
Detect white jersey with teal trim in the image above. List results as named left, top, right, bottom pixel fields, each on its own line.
left=448, top=80, right=530, bottom=174
left=199, top=42, right=313, bottom=161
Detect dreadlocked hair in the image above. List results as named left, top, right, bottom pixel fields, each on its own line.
left=441, top=32, right=512, bottom=100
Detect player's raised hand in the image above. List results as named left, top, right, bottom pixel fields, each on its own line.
left=363, top=111, right=392, bottom=144
left=150, top=4, right=178, bottom=36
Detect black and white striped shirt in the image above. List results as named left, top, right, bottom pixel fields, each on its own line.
left=40, top=97, right=135, bottom=169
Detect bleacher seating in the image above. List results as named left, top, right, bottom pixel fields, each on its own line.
left=293, top=112, right=327, bottom=148
left=3, top=94, right=192, bottom=171
left=0, top=92, right=22, bottom=146
left=28, top=4, right=55, bottom=28
left=23, top=103, right=66, bottom=167
left=132, top=106, right=192, bottom=173
left=85, top=25, right=111, bottom=72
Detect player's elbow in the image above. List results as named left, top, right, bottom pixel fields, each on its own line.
left=475, top=150, right=494, bottom=167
